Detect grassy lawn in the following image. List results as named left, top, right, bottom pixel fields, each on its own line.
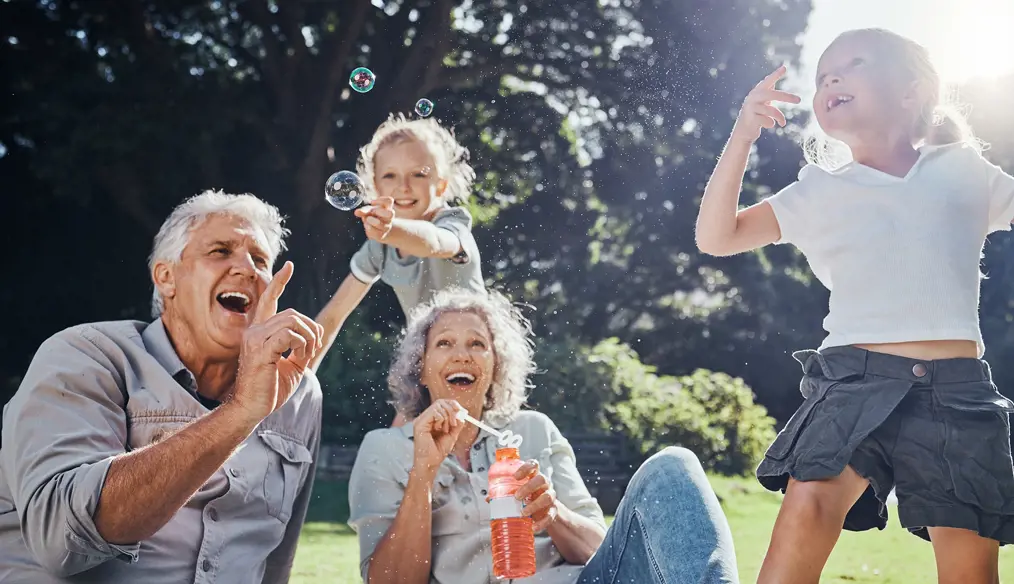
left=293, top=477, right=1014, bottom=583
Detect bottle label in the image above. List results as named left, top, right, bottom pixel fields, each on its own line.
left=489, top=496, right=523, bottom=520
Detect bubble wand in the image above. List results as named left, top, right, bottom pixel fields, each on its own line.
left=455, top=408, right=523, bottom=449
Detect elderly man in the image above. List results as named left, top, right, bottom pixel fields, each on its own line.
left=0, top=190, right=324, bottom=583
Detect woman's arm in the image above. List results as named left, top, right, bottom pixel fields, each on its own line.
left=544, top=502, right=606, bottom=564
left=365, top=469, right=436, bottom=584
left=351, top=400, right=465, bottom=584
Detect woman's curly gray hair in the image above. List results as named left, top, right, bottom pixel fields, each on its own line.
left=387, top=288, right=535, bottom=427
left=356, top=113, right=476, bottom=204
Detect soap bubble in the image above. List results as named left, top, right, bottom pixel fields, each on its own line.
left=325, top=171, right=365, bottom=211
left=414, top=98, right=434, bottom=117
left=349, top=67, right=375, bottom=93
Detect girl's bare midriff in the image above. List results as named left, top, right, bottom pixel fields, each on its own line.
left=854, top=339, right=979, bottom=361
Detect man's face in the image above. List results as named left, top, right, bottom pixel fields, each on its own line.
left=155, top=214, right=274, bottom=355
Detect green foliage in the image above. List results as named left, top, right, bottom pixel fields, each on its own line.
left=314, top=312, right=397, bottom=445
left=611, top=369, right=777, bottom=476
left=528, top=337, right=776, bottom=476
left=527, top=337, right=650, bottom=433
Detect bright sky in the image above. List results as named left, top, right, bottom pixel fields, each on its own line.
left=795, top=0, right=1014, bottom=96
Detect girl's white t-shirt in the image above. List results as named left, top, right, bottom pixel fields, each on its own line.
left=764, top=143, right=1014, bottom=357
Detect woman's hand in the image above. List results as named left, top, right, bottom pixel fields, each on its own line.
left=411, top=399, right=465, bottom=479
left=513, top=460, right=559, bottom=533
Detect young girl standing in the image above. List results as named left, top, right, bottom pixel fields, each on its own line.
left=695, top=28, right=1014, bottom=584
left=310, top=115, right=486, bottom=416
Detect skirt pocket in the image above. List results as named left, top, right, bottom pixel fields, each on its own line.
left=937, top=383, right=1014, bottom=515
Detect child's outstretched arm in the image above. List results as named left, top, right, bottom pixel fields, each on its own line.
left=696, top=65, right=800, bottom=257
left=308, top=274, right=372, bottom=373
left=356, top=197, right=461, bottom=259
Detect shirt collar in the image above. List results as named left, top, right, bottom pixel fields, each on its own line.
left=142, top=318, right=198, bottom=393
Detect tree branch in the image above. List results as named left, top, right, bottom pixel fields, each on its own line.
left=235, top=0, right=285, bottom=99
left=387, top=0, right=454, bottom=107
left=294, top=0, right=371, bottom=218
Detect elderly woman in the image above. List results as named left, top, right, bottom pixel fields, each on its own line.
left=348, top=289, right=739, bottom=584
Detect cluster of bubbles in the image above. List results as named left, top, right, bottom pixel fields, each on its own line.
left=328, top=68, right=435, bottom=209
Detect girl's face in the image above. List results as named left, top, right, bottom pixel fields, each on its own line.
left=812, top=34, right=914, bottom=145
left=373, top=137, right=448, bottom=221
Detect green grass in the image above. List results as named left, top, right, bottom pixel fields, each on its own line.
left=293, top=477, right=1014, bottom=583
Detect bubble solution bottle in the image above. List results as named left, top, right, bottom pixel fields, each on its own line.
left=488, top=447, right=536, bottom=579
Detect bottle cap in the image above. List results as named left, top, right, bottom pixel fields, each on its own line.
left=494, top=447, right=520, bottom=461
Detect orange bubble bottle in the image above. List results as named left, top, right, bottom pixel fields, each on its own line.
left=487, top=447, right=536, bottom=579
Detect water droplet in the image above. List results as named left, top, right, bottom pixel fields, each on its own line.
left=349, top=67, right=376, bottom=93
left=325, top=171, right=365, bottom=210
left=414, top=98, right=434, bottom=117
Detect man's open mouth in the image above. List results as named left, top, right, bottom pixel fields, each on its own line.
left=216, top=291, right=251, bottom=314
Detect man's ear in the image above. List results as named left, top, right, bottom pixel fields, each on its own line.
left=152, top=261, right=176, bottom=305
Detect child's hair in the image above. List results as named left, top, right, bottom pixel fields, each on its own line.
left=357, top=113, right=476, bottom=204
left=802, top=28, right=982, bottom=170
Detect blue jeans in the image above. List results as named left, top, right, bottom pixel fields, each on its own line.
left=576, top=447, right=740, bottom=584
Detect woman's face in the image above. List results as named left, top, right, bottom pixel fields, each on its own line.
left=419, top=311, right=496, bottom=414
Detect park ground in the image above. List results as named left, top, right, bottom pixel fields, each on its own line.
left=292, top=475, right=1014, bottom=583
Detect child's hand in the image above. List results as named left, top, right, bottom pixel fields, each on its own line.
left=354, top=196, right=394, bottom=241
left=731, top=65, right=801, bottom=145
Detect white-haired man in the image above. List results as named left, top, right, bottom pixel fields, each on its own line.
left=0, top=190, right=324, bottom=583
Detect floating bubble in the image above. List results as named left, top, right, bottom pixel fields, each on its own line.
left=414, top=98, right=434, bottom=117
left=324, top=171, right=365, bottom=211
left=349, top=67, right=375, bottom=93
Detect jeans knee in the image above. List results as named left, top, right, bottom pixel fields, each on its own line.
left=629, top=446, right=706, bottom=494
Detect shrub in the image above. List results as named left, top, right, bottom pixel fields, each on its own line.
left=611, top=368, right=777, bottom=476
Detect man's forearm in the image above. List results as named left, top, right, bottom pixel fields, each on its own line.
left=93, top=402, right=258, bottom=544
left=381, top=219, right=460, bottom=258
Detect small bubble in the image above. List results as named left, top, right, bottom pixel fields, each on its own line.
left=349, top=67, right=376, bottom=93
left=325, top=171, right=365, bottom=210
left=414, top=98, right=434, bottom=117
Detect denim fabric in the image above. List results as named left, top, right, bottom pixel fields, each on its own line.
left=577, top=447, right=739, bottom=584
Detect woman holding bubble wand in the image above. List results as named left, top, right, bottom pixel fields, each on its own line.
left=347, top=288, right=740, bottom=584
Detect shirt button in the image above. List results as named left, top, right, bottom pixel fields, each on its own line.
left=286, top=447, right=294, bottom=458
left=230, top=468, right=241, bottom=478
left=478, top=466, right=485, bottom=472
left=481, top=489, right=488, bottom=496
left=912, top=363, right=928, bottom=377
left=209, top=508, right=219, bottom=522
left=473, top=444, right=482, bottom=451
left=202, top=559, right=212, bottom=572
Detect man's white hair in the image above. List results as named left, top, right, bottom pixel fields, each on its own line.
left=148, top=189, right=290, bottom=317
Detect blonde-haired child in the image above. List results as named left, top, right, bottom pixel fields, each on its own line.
left=310, top=115, right=485, bottom=388
left=696, top=28, right=1014, bottom=583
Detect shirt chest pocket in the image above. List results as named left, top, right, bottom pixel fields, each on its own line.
left=258, top=430, right=313, bottom=523
left=433, top=470, right=471, bottom=536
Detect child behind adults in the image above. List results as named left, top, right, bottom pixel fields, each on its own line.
left=310, top=114, right=485, bottom=426
left=695, top=28, right=1014, bottom=584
